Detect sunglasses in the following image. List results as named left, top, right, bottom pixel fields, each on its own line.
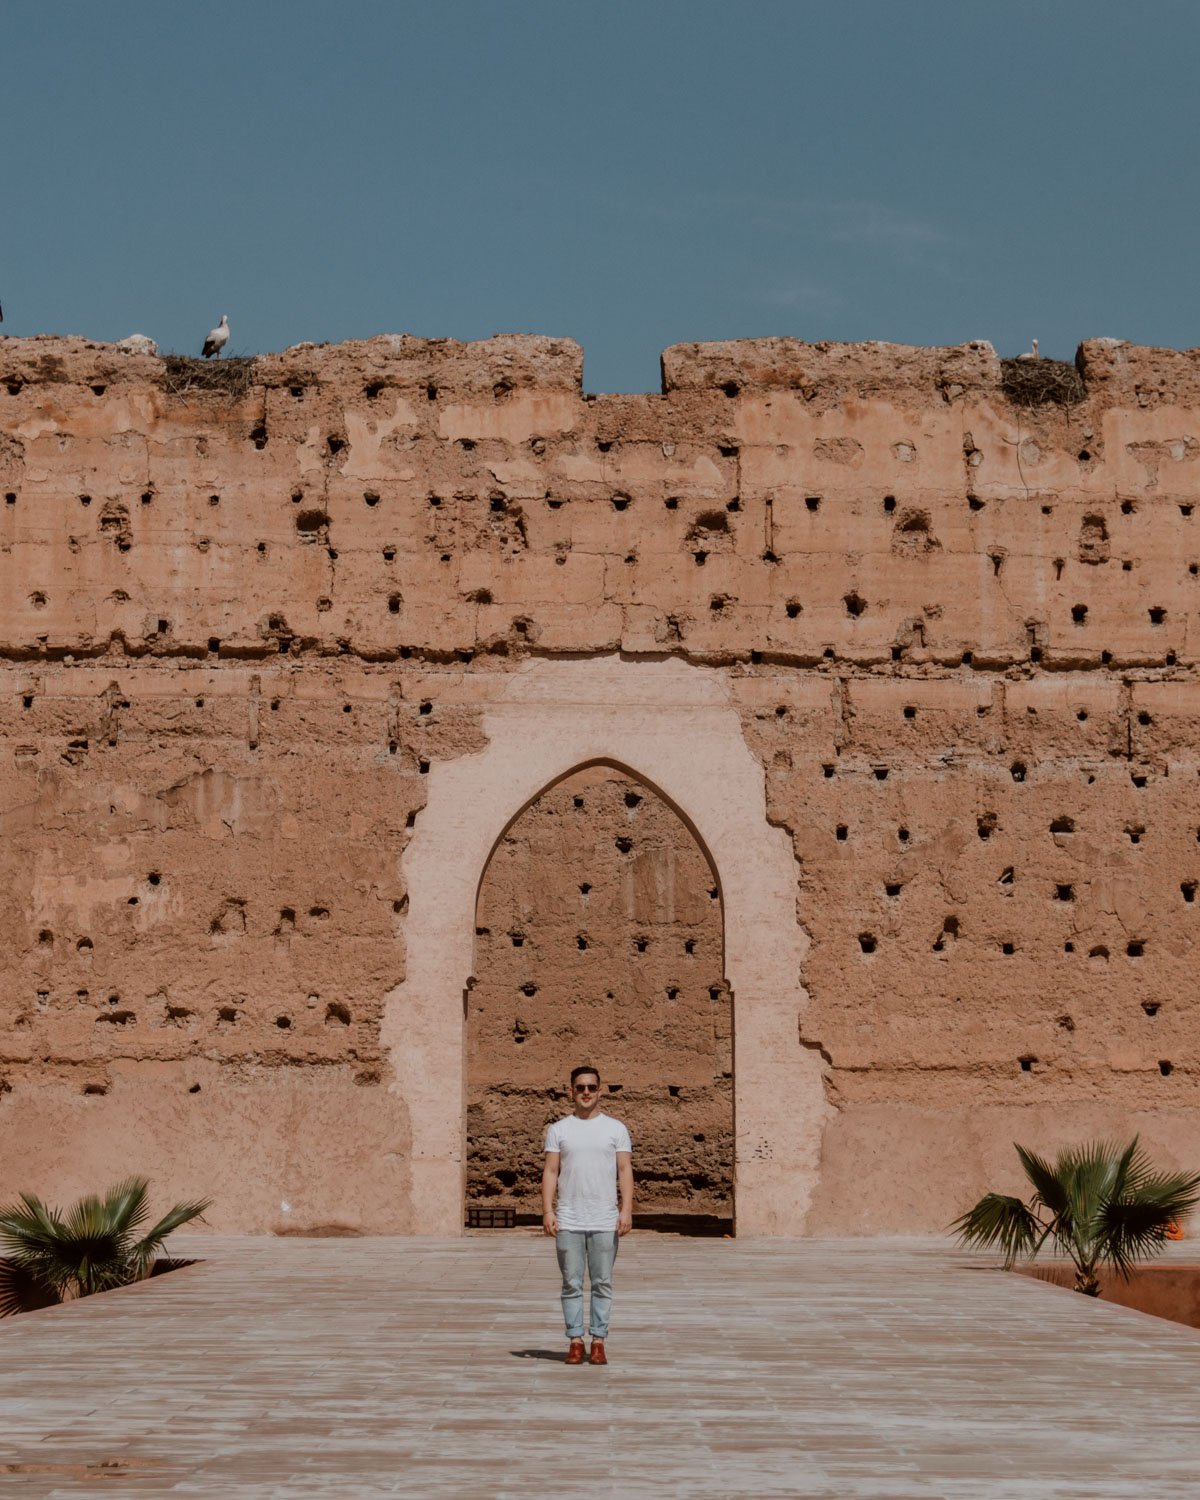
left=573, top=1083, right=599, bottom=1093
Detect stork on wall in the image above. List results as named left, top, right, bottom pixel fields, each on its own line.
left=201, top=315, right=230, bottom=359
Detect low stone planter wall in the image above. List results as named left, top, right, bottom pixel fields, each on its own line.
left=1017, top=1262, right=1200, bottom=1330
left=0, top=1257, right=197, bottom=1319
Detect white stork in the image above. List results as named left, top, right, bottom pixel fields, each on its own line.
left=1015, top=338, right=1040, bottom=362
left=201, top=315, right=230, bottom=359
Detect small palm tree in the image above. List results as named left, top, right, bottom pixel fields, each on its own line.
left=0, top=1178, right=209, bottom=1316
left=951, top=1137, right=1200, bottom=1295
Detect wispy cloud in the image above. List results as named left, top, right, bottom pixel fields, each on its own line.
left=819, top=201, right=950, bottom=262
left=631, top=190, right=956, bottom=271
left=756, top=278, right=844, bottom=314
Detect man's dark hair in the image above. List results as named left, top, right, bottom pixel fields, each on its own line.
left=570, top=1064, right=601, bottom=1086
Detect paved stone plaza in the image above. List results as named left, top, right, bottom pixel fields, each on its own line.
left=0, top=1234, right=1197, bottom=1497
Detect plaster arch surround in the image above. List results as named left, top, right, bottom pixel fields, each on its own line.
left=382, top=655, right=829, bottom=1235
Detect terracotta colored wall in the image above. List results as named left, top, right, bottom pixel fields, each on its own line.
left=2, top=331, right=1200, bottom=1234
left=467, top=765, right=731, bottom=1219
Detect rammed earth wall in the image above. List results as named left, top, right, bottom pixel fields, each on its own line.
left=1, top=331, right=1199, bottom=1234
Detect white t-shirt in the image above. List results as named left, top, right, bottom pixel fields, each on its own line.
left=544, top=1112, right=632, bottom=1231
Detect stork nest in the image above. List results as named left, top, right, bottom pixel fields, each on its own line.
left=159, top=355, right=259, bottom=399
left=1000, top=357, right=1086, bottom=409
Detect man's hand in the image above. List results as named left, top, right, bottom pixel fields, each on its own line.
left=542, top=1210, right=558, bottom=1237
left=617, top=1208, right=632, bottom=1237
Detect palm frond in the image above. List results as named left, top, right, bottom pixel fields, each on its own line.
left=101, top=1177, right=150, bottom=1238
left=0, top=1259, right=59, bottom=1318
left=1098, top=1167, right=1200, bottom=1278
left=129, top=1198, right=210, bottom=1278
left=1049, top=1139, right=1131, bottom=1261
left=1014, top=1145, right=1068, bottom=1217
left=0, top=1193, right=67, bottom=1258
left=950, top=1193, right=1041, bottom=1268
left=1108, top=1137, right=1151, bottom=1199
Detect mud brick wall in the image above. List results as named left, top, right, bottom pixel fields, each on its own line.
left=2, top=330, right=1200, bottom=1233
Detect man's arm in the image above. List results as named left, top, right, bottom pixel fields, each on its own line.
left=542, top=1152, right=560, bottom=1236
left=616, top=1150, right=633, bottom=1236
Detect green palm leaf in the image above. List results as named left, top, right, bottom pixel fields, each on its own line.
left=1014, top=1145, right=1068, bottom=1216
left=1098, top=1167, right=1200, bottom=1279
left=129, top=1198, right=210, bottom=1279
left=101, top=1177, right=151, bottom=1238
left=0, top=1259, right=59, bottom=1317
left=950, top=1193, right=1041, bottom=1268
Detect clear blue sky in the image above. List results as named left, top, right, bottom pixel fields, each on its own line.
left=5, top=1, right=1198, bottom=391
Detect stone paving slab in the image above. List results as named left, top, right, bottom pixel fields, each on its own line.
left=0, top=1234, right=1198, bottom=1497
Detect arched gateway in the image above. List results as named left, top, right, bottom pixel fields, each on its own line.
left=467, top=762, right=733, bottom=1228
left=382, top=656, right=826, bottom=1235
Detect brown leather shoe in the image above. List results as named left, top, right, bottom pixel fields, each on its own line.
left=588, top=1338, right=608, bottom=1365
left=565, top=1339, right=586, bottom=1365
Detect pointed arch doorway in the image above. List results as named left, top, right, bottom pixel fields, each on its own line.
left=467, top=762, right=733, bottom=1231
left=381, top=657, right=826, bottom=1236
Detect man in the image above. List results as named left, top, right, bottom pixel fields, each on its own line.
left=542, top=1064, right=633, bottom=1366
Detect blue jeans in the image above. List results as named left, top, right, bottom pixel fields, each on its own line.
left=555, top=1229, right=619, bottom=1339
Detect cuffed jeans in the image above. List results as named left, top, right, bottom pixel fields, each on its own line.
left=555, top=1229, right=619, bottom=1339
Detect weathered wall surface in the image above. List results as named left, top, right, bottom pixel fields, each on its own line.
left=2, top=330, right=1200, bottom=1234
left=468, top=764, right=730, bottom=1219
